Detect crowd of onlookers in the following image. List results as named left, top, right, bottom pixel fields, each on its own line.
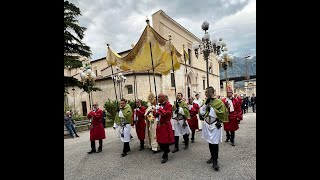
left=239, top=94, right=256, bottom=113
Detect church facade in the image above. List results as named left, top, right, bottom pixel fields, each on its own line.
left=64, top=10, right=222, bottom=116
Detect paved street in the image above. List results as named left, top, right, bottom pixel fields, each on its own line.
left=64, top=111, right=256, bottom=180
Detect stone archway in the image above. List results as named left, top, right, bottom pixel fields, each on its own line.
left=186, top=69, right=196, bottom=98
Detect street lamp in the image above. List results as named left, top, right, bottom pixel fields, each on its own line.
left=111, top=66, right=126, bottom=99
left=217, top=48, right=234, bottom=96
left=79, top=59, right=96, bottom=109
left=244, top=53, right=251, bottom=80
left=192, top=21, right=227, bottom=89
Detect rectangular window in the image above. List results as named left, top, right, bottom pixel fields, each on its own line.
left=203, top=79, right=205, bottom=90
left=127, top=85, right=133, bottom=94
left=188, top=49, right=192, bottom=65
left=81, top=101, right=87, bottom=116
left=171, top=73, right=175, bottom=87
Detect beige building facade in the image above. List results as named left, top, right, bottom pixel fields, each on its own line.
left=64, top=10, right=222, bottom=116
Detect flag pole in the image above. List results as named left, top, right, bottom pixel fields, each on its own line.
left=169, top=34, right=177, bottom=98
left=146, top=19, right=158, bottom=103
left=183, top=44, right=188, bottom=99
left=107, top=44, right=119, bottom=107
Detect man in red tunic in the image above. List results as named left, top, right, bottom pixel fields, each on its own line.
left=187, top=97, right=200, bottom=143
left=87, top=102, right=106, bottom=154
left=132, top=99, right=146, bottom=151
left=234, top=93, right=243, bottom=124
left=156, top=93, right=174, bottom=163
left=222, top=89, right=242, bottom=146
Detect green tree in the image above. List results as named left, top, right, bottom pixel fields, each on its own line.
left=64, top=0, right=91, bottom=91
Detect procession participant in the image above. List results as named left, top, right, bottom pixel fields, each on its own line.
left=132, top=99, right=146, bottom=151
left=156, top=93, right=174, bottom=163
left=222, top=88, right=242, bottom=146
left=113, top=98, right=133, bottom=157
left=172, top=93, right=191, bottom=153
left=200, top=87, right=228, bottom=171
left=234, top=93, right=243, bottom=124
left=87, top=102, right=106, bottom=154
left=144, top=93, right=161, bottom=152
left=187, top=97, right=200, bottom=143
left=193, top=93, right=203, bottom=131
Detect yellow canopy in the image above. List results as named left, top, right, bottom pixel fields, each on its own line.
left=106, top=25, right=182, bottom=75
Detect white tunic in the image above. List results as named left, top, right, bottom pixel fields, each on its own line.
left=173, top=107, right=191, bottom=136
left=113, top=110, right=132, bottom=143
left=119, top=124, right=131, bottom=142
left=173, top=120, right=191, bottom=136
left=199, top=104, right=222, bottom=144
left=193, top=99, right=203, bottom=130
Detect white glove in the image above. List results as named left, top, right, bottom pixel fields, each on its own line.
left=113, top=122, right=118, bottom=130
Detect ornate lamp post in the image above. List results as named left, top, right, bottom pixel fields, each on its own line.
left=79, top=59, right=96, bottom=109
left=192, top=21, right=227, bottom=90
left=244, top=53, right=251, bottom=80
left=111, top=66, right=126, bottom=99
left=217, top=47, right=234, bottom=96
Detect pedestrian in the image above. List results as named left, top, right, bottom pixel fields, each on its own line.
left=102, top=109, right=107, bottom=128
left=64, top=111, right=79, bottom=138
left=251, top=94, right=256, bottom=112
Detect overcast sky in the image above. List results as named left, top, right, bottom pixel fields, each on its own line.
left=70, top=0, right=256, bottom=60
